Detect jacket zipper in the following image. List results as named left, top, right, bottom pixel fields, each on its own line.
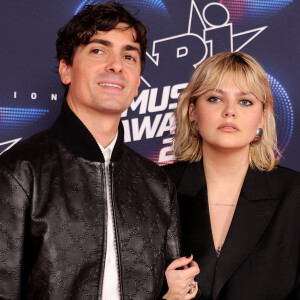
left=97, top=164, right=107, bottom=300
left=110, top=163, right=124, bottom=299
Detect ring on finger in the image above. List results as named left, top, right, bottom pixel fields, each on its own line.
left=188, top=282, right=196, bottom=294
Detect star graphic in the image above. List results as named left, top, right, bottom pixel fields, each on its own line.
left=0, top=138, right=22, bottom=155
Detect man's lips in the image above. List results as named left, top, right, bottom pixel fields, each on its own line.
left=98, top=81, right=124, bottom=89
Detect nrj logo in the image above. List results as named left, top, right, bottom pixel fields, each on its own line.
left=141, top=1, right=267, bottom=88
left=122, top=0, right=267, bottom=164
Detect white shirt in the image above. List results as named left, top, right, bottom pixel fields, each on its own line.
left=97, top=134, right=120, bottom=300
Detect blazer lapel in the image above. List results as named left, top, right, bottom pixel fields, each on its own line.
left=176, top=161, right=206, bottom=197
left=212, top=167, right=281, bottom=299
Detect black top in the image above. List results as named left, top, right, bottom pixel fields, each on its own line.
left=163, top=160, right=300, bottom=300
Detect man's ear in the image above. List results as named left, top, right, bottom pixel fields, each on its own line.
left=59, top=60, right=71, bottom=85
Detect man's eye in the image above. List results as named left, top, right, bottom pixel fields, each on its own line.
left=125, top=54, right=136, bottom=61
left=91, top=49, right=104, bottom=55
left=208, top=96, right=220, bottom=103
left=239, top=99, right=253, bottom=106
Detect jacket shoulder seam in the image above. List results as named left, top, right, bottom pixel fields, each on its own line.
left=0, top=162, right=31, bottom=199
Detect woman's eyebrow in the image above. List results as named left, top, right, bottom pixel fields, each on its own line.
left=206, top=89, right=255, bottom=96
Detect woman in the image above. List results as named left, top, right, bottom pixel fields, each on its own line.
left=163, top=52, right=300, bottom=299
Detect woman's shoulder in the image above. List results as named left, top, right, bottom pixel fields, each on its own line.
left=162, top=161, right=189, bottom=172
left=264, top=165, right=300, bottom=199
left=268, top=165, right=300, bottom=182
left=162, top=161, right=189, bottom=186
left=250, top=165, right=300, bottom=190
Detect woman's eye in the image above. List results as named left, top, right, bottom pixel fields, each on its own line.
left=91, top=49, right=104, bottom=55
left=239, top=99, right=253, bottom=106
left=208, top=96, right=220, bottom=103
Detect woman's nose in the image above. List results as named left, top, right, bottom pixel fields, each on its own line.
left=223, top=111, right=236, bottom=117
left=222, top=102, right=237, bottom=118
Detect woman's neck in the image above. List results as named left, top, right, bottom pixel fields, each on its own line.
left=202, top=145, right=250, bottom=253
left=202, top=144, right=250, bottom=188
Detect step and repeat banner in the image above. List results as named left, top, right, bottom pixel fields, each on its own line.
left=0, top=0, right=299, bottom=170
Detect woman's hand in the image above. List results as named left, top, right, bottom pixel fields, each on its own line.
left=163, top=255, right=200, bottom=300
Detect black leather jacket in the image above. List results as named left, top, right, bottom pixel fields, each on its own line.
left=0, top=102, right=181, bottom=299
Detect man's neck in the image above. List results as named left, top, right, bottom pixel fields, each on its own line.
left=66, top=99, right=120, bottom=148
left=93, top=123, right=119, bottom=148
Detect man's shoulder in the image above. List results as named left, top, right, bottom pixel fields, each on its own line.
left=122, top=144, right=162, bottom=170
left=122, top=145, right=171, bottom=182
left=0, top=128, right=55, bottom=167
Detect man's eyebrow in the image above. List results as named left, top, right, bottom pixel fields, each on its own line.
left=87, top=39, right=140, bottom=54
left=88, top=39, right=111, bottom=47
left=124, top=44, right=140, bottom=55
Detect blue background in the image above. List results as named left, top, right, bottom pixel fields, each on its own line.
left=0, top=0, right=299, bottom=170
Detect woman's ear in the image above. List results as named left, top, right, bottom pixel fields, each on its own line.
left=189, top=103, right=195, bottom=122
left=259, top=108, right=266, bottom=128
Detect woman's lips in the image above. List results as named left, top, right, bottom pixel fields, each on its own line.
left=218, top=123, right=239, bottom=132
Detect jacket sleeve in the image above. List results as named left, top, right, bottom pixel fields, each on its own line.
left=0, top=164, right=30, bottom=299
left=165, top=180, right=182, bottom=263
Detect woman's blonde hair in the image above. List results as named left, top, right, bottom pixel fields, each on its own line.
left=174, top=51, right=280, bottom=171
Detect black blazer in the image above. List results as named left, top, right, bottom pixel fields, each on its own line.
left=163, top=161, right=300, bottom=300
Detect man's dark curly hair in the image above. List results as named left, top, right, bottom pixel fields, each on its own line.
left=56, top=2, right=147, bottom=73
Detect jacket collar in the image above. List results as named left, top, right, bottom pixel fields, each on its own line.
left=176, top=160, right=275, bottom=201
left=52, top=101, right=124, bottom=163
left=213, top=173, right=280, bottom=298
left=176, top=161, right=206, bottom=197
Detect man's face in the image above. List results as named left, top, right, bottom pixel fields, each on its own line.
left=59, top=23, right=141, bottom=119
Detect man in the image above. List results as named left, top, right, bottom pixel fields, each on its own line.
left=0, top=3, right=181, bottom=299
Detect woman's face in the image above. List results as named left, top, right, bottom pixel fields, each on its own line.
left=189, top=73, right=265, bottom=153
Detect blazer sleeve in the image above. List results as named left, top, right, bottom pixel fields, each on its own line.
left=158, top=175, right=205, bottom=300
left=158, top=178, right=182, bottom=299
left=289, top=243, right=300, bottom=299
left=0, top=163, right=30, bottom=299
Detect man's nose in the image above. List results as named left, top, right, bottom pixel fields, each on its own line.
left=105, top=54, right=122, bottom=73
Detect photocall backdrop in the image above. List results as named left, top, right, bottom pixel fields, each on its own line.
left=0, top=0, right=299, bottom=170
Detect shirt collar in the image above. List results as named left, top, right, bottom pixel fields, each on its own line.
left=97, top=133, right=118, bottom=163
